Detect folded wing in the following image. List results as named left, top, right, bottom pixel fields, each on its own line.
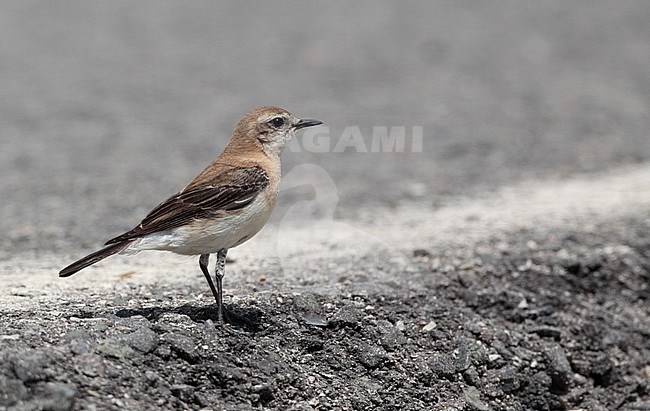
left=105, top=166, right=269, bottom=244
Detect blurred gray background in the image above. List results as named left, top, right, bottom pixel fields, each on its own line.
left=1, top=1, right=649, bottom=255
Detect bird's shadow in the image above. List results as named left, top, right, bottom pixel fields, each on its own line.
left=114, top=303, right=264, bottom=331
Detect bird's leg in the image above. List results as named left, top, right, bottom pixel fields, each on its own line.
left=199, top=254, right=220, bottom=305
left=215, top=248, right=228, bottom=323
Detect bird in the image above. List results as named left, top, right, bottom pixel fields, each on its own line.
left=59, top=106, right=323, bottom=322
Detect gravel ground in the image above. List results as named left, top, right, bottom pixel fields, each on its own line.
left=1, top=168, right=649, bottom=410
left=1, top=2, right=649, bottom=410
left=1, top=215, right=649, bottom=410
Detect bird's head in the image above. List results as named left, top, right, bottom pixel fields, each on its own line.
left=229, top=106, right=322, bottom=157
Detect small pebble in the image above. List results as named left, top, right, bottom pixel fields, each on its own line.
left=301, top=313, right=329, bottom=327
left=421, top=321, right=437, bottom=332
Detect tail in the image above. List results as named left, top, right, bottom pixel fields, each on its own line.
left=59, top=241, right=131, bottom=277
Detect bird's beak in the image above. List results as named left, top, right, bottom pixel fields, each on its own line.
left=294, top=118, right=323, bottom=130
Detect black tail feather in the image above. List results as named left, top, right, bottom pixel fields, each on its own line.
left=59, top=241, right=131, bottom=277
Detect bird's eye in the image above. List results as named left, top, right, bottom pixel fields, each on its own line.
left=270, top=117, right=285, bottom=128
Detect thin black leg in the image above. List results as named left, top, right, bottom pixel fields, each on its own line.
left=215, top=248, right=228, bottom=323
left=199, top=254, right=220, bottom=304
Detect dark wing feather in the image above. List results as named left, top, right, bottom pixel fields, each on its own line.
left=105, top=166, right=269, bottom=244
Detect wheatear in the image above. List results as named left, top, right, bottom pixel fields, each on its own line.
left=60, top=106, right=322, bottom=322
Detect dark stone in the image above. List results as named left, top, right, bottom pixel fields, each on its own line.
left=193, top=392, right=211, bottom=408
left=300, top=336, right=324, bottom=353
left=462, top=366, right=481, bottom=386
left=170, top=384, right=194, bottom=403
left=456, top=340, right=488, bottom=372
left=496, top=366, right=520, bottom=393
left=124, top=327, right=159, bottom=353
left=208, top=364, right=248, bottom=388
left=569, top=351, right=613, bottom=387
left=531, top=327, right=562, bottom=340
left=545, top=344, right=572, bottom=393
left=524, top=306, right=556, bottom=319
left=251, top=383, right=274, bottom=403
left=562, top=259, right=582, bottom=275
left=356, top=341, right=388, bottom=369
left=167, top=333, right=199, bottom=363
left=429, top=353, right=457, bottom=379
left=378, top=322, right=407, bottom=351
left=332, top=305, right=360, bottom=326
